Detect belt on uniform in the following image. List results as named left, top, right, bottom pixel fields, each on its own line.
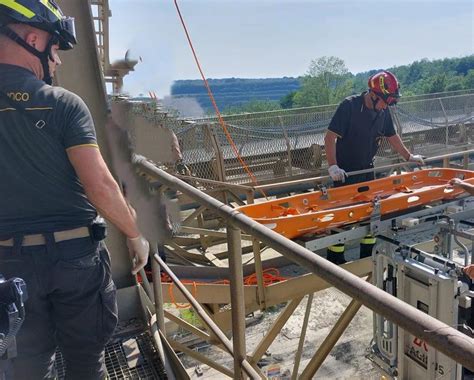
left=0, top=226, right=91, bottom=247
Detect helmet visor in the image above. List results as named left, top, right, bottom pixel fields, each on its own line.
left=377, top=89, right=400, bottom=106
left=385, top=95, right=399, bottom=106
left=55, top=16, right=76, bottom=50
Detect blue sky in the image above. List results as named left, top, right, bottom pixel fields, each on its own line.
left=109, top=0, right=473, bottom=96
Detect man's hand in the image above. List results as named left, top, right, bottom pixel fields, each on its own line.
left=464, top=264, right=474, bottom=280
left=408, top=154, right=425, bottom=165
left=448, top=178, right=463, bottom=188
left=126, top=235, right=150, bottom=275
left=176, top=160, right=191, bottom=176
left=328, top=165, right=348, bottom=182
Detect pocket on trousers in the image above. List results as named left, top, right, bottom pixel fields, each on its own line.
left=98, top=280, right=118, bottom=345
left=59, top=249, right=100, bottom=270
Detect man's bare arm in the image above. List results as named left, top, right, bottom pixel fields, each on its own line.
left=449, top=178, right=474, bottom=196
left=67, top=145, right=140, bottom=238
left=324, top=130, right=339, bottom=167
left=387, top=134, right=411, bottom=161
left=464, top=264, right=474, bottom=280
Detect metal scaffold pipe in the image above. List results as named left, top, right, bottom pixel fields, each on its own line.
left=252, top=148, right=474, bottom=191
left=134, top=155, right=474, bottom=372
left=153, top=253, right=261, bottom=379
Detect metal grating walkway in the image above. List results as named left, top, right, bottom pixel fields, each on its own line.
left=55, top=332, right=167, bottom=379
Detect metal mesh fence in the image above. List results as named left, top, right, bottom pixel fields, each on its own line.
left=395, top=93, right=474, bottom=158
left=129, top=90, right=474, bottom=187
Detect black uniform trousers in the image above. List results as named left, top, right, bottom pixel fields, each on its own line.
left=0, top=235, right=118, bottom=380
left=328, top=170, right=376, bottom=264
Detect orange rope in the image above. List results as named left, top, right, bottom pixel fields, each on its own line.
left=168, top=280, right=198, bottom=309
left=173, top=0, right=267, bottom=198
left=244, top=268, right=288, bottom=286
left=139, top=268, right=288, bottom=308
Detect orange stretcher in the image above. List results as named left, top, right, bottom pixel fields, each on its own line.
left=237, top=169, right=474, bottom=239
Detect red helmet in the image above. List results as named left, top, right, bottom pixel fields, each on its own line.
left=368, top=71, right=400, bottom=106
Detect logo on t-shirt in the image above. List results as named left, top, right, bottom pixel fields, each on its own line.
left=35, top=120, right=46, bottom=129
left=7, top=92, right=30, bottom=102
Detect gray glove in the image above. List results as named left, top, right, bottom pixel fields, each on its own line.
left=328, top=164, right=348, bottom=182
left=176, top=161, right=191, bottom=176
left=126, top=235, right=150, bottom=275
left=408, top=154, right=425, bottom=165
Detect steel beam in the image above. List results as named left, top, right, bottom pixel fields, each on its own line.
left=163, top=310, right=210, bottom=341
left=250, top=297, right=304, bottom=364
left=169, top=339, right=234, bottom=378
left=227, top=225, right=247, bottom=380
left=151, top=254, right=166, bottom=332
left=300, top=275, right=372, bottom=379
left=252, top=238, right=266, bottom=308
left=292, top=293, right=314, bottom=379
left=155, top=254, right=261, bottom=379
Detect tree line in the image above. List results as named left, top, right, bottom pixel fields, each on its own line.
left=224, top=55, right=474, bottom=114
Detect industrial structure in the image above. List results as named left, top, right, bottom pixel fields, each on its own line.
left=39, top=1, right=474, bottom=379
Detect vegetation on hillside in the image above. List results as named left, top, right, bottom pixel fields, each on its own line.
left=283, top=55, right=474, bottom=110
left=171, top=55, right=474, bottom=114
left=353, top=55, right=474, bottom=96
left=171, top=77, right=299, bottom=112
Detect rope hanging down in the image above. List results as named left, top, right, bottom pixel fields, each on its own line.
left=173, top=0, right=264, bottom=191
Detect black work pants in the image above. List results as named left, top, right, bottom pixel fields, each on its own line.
left=328, top=168, right=376, bottom=263
left=0, top=236, right=118, bottom=380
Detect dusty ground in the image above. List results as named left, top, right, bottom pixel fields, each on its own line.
left=181, top=285, right=379, bottom=379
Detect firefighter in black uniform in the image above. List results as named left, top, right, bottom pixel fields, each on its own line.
left=324, top=71, right=424, bottom=264
left=0, top=1, right=149, bottom=378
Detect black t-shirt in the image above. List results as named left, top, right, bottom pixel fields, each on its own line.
left=0, top=64, right=98, bottom=235
left=328, top=92, right=396, bottom=172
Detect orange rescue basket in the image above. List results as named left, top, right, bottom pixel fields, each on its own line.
left=237, top=168, right=474, bottom=239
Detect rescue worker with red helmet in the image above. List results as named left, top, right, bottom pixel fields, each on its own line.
left=324, top=70, right=424, bottom=264
left=0, top=1, right=149, bottom=378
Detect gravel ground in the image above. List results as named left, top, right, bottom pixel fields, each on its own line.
left=182, top=284, right=379, bottom=379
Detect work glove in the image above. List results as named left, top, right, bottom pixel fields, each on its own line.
left=127, top=235, right=150, bottom=275
left=408, top=154, right=425, bottom=165
left=328, top=165, right=348, bottom=182
left=176, top=160, right=191, bottom=176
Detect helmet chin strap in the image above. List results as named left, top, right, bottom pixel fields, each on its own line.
left=369, top=92, right=381, bottom=111
left=0, top=26, right=55, bottom=85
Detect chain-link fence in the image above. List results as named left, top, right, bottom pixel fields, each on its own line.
left=130, top=90, right=474, bottom=187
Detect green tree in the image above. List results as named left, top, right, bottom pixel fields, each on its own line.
left=293, top=76, right=329, bottom=106
left=464, top=69, right=474, bottom=89
left=280, top=91, right=296, bottom=109
left=424, top=74, right=447, bottom=93
left=293, top=56, right=353, bottom=107
left=221, top=99, right=281, bottom=115
left=405, top=60, right=424, bottom=83
left=445, top=76, right=465, bottom=92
